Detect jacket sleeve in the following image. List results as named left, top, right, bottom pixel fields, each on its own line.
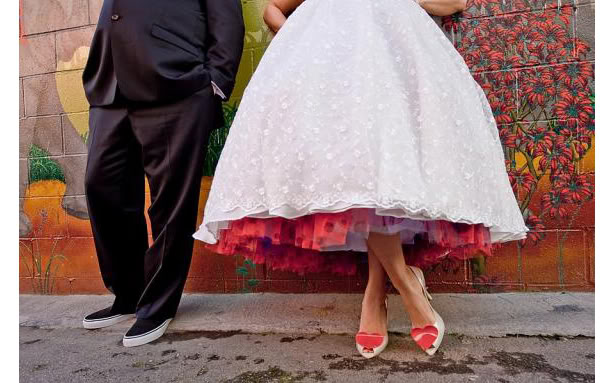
left=203, top=0, right=246, bottom=100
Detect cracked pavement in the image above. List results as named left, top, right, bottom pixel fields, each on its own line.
left=20, top=293, right=595, bottom=382
left=20, top=327, right=594, bottom=383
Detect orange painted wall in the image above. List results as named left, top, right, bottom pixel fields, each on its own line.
left=19, top=0, right=594, bottom=294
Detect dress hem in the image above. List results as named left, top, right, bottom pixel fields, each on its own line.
left=194, top=202, right=528, bottom=245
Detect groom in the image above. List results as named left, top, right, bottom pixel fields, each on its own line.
left=81, top=0, right=244, bottom=347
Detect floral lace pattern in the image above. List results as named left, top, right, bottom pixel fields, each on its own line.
left=194, top=0, right=528, bottom=246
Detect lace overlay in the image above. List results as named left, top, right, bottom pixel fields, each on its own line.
left=194, top=0, right=528, bottom=254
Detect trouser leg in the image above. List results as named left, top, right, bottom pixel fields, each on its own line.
left=85, top=106, right=148, bottom=312
left=130, top=86, right=219, bottom=319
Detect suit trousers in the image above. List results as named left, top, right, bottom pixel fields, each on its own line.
left=85, top=85, right=219, bottom=320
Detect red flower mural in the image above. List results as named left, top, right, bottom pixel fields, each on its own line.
left=574, top=38, right=591, bottom=58
left=522, top=213, right=546, bottom=245
left=520, top=68, right=556, bottom=107
left=491, top=100, right=516, bottom=124
left=553, top=93, right=594, bottom=126
left=445, top=0, right=594, bottom=287
left=525, top=123, right=556, bottom=156
left=560, top=173, right=593, bottom=203
left=541, top=190, right=569, bottom=219
left=508, top=165, right=536, bottom=194
left=555, top=62, right=593, bottom=88
left=454, top=6, right=574, bottom=72
left=500, top=128, right=525, bottom=150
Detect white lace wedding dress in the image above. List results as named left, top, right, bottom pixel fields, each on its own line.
left=193, top=0, right=528, bottom=274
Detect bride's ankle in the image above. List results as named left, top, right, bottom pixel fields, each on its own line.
left=393, top=282, right=428, bottom=306
left=362, top=290, right=386, bottom=306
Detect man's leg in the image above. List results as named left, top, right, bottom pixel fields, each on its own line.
left=129, top=86, right=219, bottom=321
left=84, top=106, right=149, bottom=314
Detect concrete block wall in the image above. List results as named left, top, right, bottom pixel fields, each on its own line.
left=18, top=0, right=594, bottom=294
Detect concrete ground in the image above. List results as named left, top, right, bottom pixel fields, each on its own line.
left=20, top=293, right=595, bottom=382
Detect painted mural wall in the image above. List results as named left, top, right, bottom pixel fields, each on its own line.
left=19, top=0, right=595, bottom=294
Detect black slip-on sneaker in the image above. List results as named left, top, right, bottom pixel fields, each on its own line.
left=123, top=318, right=173, bottom=347
left=83, top=306, right=135, bottom=329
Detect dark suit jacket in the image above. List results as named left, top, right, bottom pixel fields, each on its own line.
left=83, top=0, right=245, bottom=106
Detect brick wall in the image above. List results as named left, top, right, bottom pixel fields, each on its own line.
left=19, top=0, right=594, bottom=295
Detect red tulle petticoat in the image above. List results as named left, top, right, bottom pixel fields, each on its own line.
left=204, top=208, right=492, bottom=276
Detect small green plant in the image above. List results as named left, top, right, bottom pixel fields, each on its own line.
left=235, top=256, right=260, bottom=293
left=19, top=210, right=69, bottom=294
left=203, top=102, right=239, bottom=176
left=28, top=145, right=65, bottom=183
left=81, top=130, right=89, bottom=144
left=469, top=256, right=506, bottom=293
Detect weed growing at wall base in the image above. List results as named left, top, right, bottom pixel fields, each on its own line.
left=203, top=102, right=239, bottom=176
left=19, top=212, right=71, bottom=294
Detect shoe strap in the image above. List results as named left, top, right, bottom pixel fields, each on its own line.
left=407, top=266, right=437, bottom=323
left=407, top=266, right=430, bottom=301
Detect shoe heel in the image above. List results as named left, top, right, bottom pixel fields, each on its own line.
left=425, top=289, right=433, bottom=301
left=384, top=297, right=389, bottom=325
left=408, top=266, right=432, bottom=301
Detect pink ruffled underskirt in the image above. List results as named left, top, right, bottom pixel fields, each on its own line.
left=204, top=208, right=493, bottom=276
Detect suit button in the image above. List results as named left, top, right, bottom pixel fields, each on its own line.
left=111, top=14, right=120, bottom=21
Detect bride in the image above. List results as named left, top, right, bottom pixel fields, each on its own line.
left=194, top=0, right=528, bottom=358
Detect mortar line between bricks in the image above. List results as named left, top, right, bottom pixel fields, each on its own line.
left=18, top=195, right=85, bottom=203
left=21, top=24, right=98, bottom=40
left=27, top=153, right=86, bottom=160
left=21, top=68, right=86, bottom=80
left=86, top=0, right=91, bottom=25
left=573, top=6, right=578, bottom=55
left=21, top=112, right=90, bottom=121
left=20, top=78, right=25, bottom=118
left=60, top=90, right=66, bottom=155
left=470, top=59, right=596, bottom=75
left=457, top=4, right=577, bottom=22
left=38, top=232, right=94, bottom=241
left=514, top=68, right=520, bottom=117
left=53, top=30, right=58, bottom=77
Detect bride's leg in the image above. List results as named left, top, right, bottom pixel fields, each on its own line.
left=358, top=245, right=388, bottom=334
left=367, top=231, right=435, bottom=328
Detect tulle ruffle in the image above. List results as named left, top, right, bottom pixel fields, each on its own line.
left=203, top=208, right=492, bottom=276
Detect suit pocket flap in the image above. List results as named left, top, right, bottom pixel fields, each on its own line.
left=151, top=24, right=199, bottom=58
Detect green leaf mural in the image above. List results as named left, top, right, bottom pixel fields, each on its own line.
left=28, top=145, right=65, bottom=183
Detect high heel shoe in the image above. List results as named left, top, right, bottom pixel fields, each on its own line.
left=355, top=298, right=389, bottom=359
left=407, top=266, right=445, bottom=356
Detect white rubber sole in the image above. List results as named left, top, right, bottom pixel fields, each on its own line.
left=123, top=318, right=172, bottom=348
left=83, top=313, right=135, bottom=330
